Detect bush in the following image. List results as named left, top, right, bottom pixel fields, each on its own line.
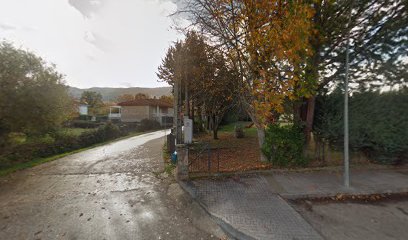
left=70, top=120, right=102, bottom=129
left=139, top=119, right=161, bottom=131
left=96, top=122, right=122, bottom=140
left=314, top=89, right=408, bottom=164
left=0, top=122, right=123, bottom=169
left=51, top=134, right=79, bottom=154
left=6, top=132, right=27, bottom=144
left=0, top=136, right=58, bottom=167
left=262, top=124, right=307, bottom=167
left=78, top=122, right=122, bottom=146
left=117, top=122, right=139, bottom=135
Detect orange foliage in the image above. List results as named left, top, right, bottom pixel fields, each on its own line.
left=243, top=0, right=315, bottom=124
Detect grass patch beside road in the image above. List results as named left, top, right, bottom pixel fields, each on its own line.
left=153, top=142, right=176, bottom=179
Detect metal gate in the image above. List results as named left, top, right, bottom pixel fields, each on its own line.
left=188, top=143, right=220, bottom=174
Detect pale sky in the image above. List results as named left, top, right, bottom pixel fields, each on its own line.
left=0, top=0, right=184, bottom=88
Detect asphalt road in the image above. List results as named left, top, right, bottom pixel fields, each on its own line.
left=0, top=131, right=224, bottom=240
left=292, top=199, right=408, bottom=240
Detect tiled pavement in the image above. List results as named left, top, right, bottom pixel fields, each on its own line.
left=190, top=175, right=323, bottom=240
left=269, top=168, right=408, bottom=198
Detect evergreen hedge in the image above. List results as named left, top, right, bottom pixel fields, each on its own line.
left=262, top=124, right=307, bottom=167
left=314, top=88, right=408, bottom=164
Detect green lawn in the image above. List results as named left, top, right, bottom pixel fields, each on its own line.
left=218, top=121, right=257, bottom=136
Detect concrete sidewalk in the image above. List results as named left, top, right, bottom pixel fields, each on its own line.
left=264, top=168, right=408, bottom=199
left=185, top=176, right=323, bottom=240
left=182, top=167, right=408, bottom=240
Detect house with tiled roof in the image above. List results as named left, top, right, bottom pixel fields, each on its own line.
left=109, top=98, right=173, bottom=126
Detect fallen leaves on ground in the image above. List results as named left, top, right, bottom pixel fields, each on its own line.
left=190, top=131, right=272, bottom=173
left=292, top=192, right=408, bottom=205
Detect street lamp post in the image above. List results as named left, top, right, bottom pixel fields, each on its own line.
left=344, top=4, right=353, bottom=188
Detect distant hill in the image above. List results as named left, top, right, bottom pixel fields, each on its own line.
left=69, top=86, right=172, bottom=101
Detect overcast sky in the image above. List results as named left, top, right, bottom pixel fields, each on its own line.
left=0, top=0, right=184, bottom=88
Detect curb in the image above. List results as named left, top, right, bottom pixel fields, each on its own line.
left=178, top=180, right=256, bottom=240
left=188, top=165, right=408, bottom=180
left=281, top=189, right=408, bottom=200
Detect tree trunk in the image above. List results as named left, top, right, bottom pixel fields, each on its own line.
left=174, top=81, right=182, bottom=144
left=256, top=126, right=268, bottom=162
left=213, top=115, right=219, bottom=140
left=305, top=96, right=316, bottom=143
left=184, top=82, right=190, bottom=118
left=197, top=107, right=204, bottom=132
left=241, top=100, right=268, bottom=162
left=213, top=126, right=218, bottom=139
left=293, top=100, right=302, bottom=125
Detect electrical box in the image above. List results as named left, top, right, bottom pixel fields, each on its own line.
left=183, top=117, right=193, bottom=144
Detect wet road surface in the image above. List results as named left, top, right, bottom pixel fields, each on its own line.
left=0, top=131, right=223, bottom=240
left=292, top=199, right=408, bottom=240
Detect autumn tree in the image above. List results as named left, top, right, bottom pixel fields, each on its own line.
left=157, top=32, right=209, bottom=119
left=134, top=93, right=150, bottom=99
left=157, top=31, right=236, bottom=139
left=116, top=94, right=135, bottom=102
left=178, top=0, right=315, bottom=159
left=198, top=48, right=237, bottom=139
left=80, top=91, right=104, bottom=116
left=0, top=42, right=72, bottom=137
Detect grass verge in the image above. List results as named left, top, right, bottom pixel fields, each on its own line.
left=153, top=142, right=176, bottom=178
left=0, top=131, right=146, bottom=177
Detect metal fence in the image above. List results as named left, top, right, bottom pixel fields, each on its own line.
left=188, top=143, right=220, bottom=173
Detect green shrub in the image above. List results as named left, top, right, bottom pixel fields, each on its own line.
left=0, top=122, right=123, bottom=169
left=96, top=122, right=122, bottom=140
left=70, top=120, right=102, bottom=129
left=6, top=132, right=27, bottom=145
left=262, top=124, right=307, bottom=167
left=78, top=122, right=121, bottom=145
left=314, top=88, right=408, bottom=164
left=51, top=133, right=79, bottom=154
left=117, top=122, right=139, bottom=134
left=139, top=119, right=161, bottom=131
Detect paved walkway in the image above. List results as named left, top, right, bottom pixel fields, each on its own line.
left=189, top=176, right=323, bottom=240
left=264, top=168, right=408, bottom=198
left=186, top=167, right=408, bottom=240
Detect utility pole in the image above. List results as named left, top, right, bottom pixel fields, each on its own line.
left=344, top=3, right=352, bottom=188
left=174, top=80, right=182, bottom=144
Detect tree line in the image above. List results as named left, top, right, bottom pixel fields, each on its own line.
left=157, top=31, right=237, bottom=139
left=158, top=0, right=407, bottom=160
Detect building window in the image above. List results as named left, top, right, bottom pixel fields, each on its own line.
left=161, top=107, right=168, bottom=114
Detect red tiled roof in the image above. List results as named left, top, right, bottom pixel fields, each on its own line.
left=117, top=99, right=173, bottom=108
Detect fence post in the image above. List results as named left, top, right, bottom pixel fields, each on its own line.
left=176, top=144, right=189, bottom=180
